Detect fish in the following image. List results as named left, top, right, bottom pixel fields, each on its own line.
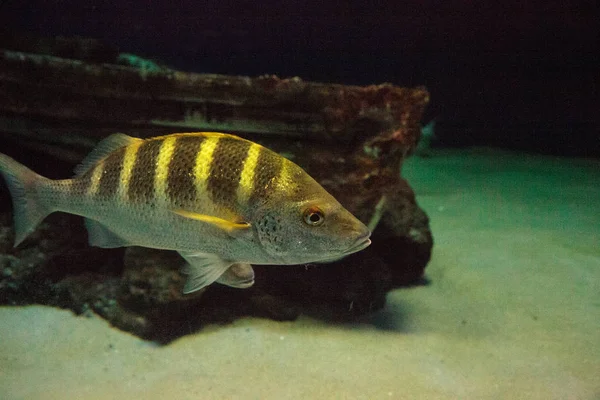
left=0, top=132, right=371, bottom=293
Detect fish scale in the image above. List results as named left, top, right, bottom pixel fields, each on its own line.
left=248, top=143, right=284, bottom=204
left=166, top=135, right=202, bottom=207
left=206, top=136, right=251, bottom=209
left=97, top=146, right=125, bottom=198
left=129, top=139, right=162, bottom=203
left=0, top=131, right=371, bottom=293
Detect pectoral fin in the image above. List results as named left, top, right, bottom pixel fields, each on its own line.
left=172, top=209, right=250, bottom=233
left=178, top=251, right=234, bottom=294
left=216, top=263, right=255, bottom=288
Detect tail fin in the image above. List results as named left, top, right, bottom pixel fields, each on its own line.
left=0, top=154, right=53, bottom=246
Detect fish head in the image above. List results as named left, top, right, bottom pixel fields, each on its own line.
left=253, top=173, right=371, bottom=265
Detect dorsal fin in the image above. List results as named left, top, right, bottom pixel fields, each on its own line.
left=74, top=133, right=142, bottom=177
left=148, top=131, right=245, bottom=142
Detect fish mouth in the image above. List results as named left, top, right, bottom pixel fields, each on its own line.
left=234, top=278, right=255, bottom=288
left=343, top=232, right=372, bottom=255
left=309, top=232, right=372, bottom=264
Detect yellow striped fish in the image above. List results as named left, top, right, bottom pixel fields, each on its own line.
left=0, top=132, right=371, bottom=293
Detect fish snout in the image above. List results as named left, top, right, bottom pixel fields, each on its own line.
left=345, top=225, right=372, bottom=254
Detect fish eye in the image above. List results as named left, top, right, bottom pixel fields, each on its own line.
left=303, top=207, right=325, bottom=226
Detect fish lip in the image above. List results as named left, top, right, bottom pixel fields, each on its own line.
left=236, top=279, right=255, bottom=288
left=344, top=234, right=372, bottom=255
left=307, top=232, right=372, bottom=264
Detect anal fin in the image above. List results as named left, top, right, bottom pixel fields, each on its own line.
left=85, top=219, right=132, bottom=248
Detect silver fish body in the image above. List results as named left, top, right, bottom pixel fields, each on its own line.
left=0, top=132, right=371, bottom=292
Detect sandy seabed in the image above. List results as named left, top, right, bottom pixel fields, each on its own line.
left=1, top=148, right=599, bottom=400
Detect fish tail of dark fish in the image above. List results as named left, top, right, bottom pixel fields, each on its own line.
left=0, top=153, right=53, bottom=246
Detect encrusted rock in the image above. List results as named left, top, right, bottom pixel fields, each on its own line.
left=0, top=38, right=431, bottom=341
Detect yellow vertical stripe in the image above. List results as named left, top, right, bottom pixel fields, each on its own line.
left=118, top=141, right=141, bottom=200
left=237, top=143, right=261, bottom=203
left=87, top=160, right=104, bottom=197
left=276, top=158, right=291, bottom=192
left=154, top=137, right=177, bottom=203
left=194, top=136, right=220, bottom=194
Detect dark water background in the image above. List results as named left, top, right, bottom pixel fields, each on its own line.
left=0, top=0, right=597, bottom=157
